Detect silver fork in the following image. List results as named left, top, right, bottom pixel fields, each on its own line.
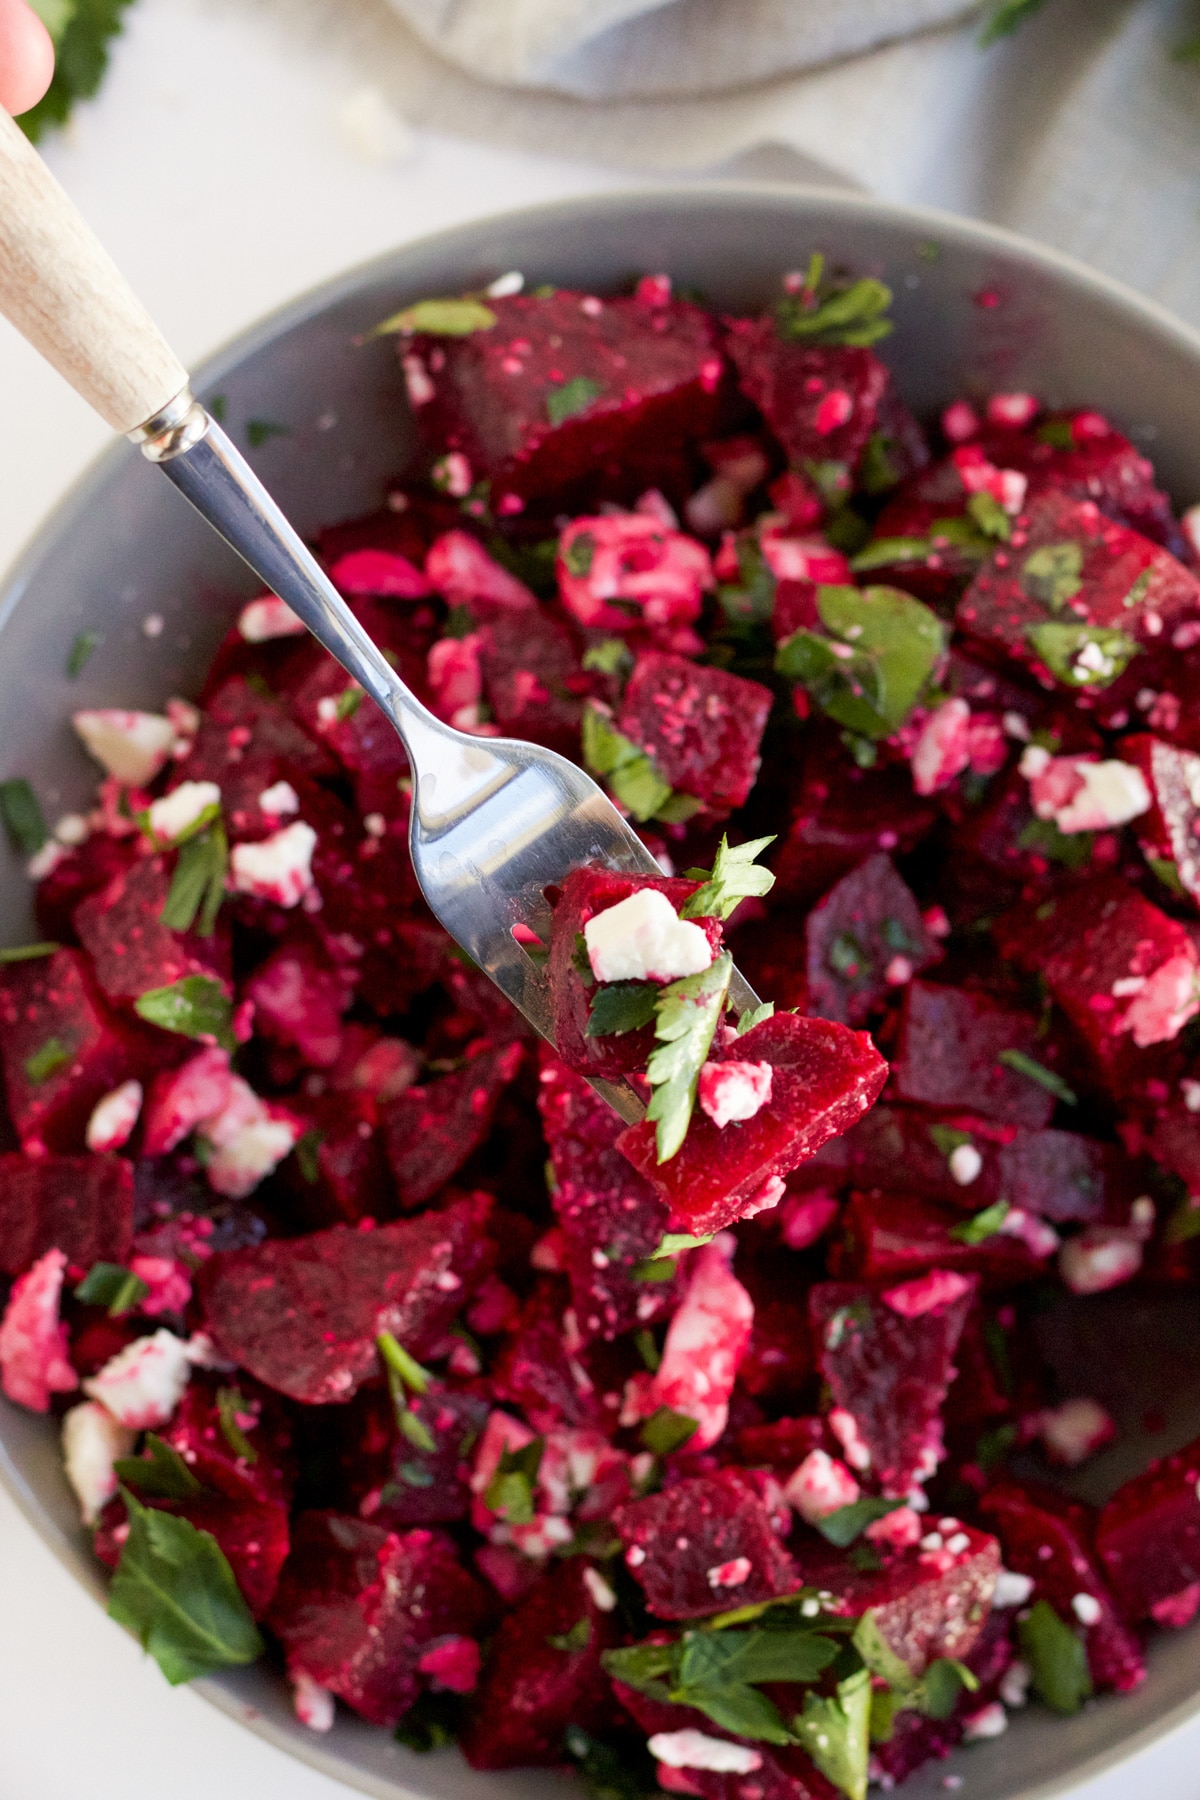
left=0, top=113, right=756, bottom=1123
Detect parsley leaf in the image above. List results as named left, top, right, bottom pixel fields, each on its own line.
left=546, top=377, right=604, bottom=426
left=24, top=1037, right=71, bottom=1083
left=565, top=534, right=598, bottom=580
left=114, top=1434, right=202, bottom=1501
left=586, top=981, right=660, bottom=1038
left=19, top=0, right=134, bottom=143
left=816, top=1496, right=903, bottom=1548
left=674, top=1680, right=793, bottom=1745
left=394, top=1689, right=464, bottom=1752
left=1018, top=1599, right=1093, bottom=1714
left=0, top=778, right=47, bottom=853
left=548, top=1617, right=593, bottom=1654
left=680, top=836, right=776, bottom=921
left=159, top=823, right=228, bottom=937
left=1017, top=815, right=1094, bottom=870
left=484, top=1437, right=544, bottom=1524
left=997, top=1048, right=1076, bottom=1104
left=645, top=952, right=732, bottom=1161
left=677, top=1628, right=839, bottom=1689
left=374, top=297, right=497, bottom=336
left=1019, top=542, right=1084, bottom=610
left=776, top=585, right=944, bottom=739
left=920, top=1658, right=979, bottom=1721
left=74, top=1261, right=149, bottom=1316
left=0, top=942, right=60, bottom=962
left=134, top=976, right=235, bottom=1051
left=777, top=257, right=893, bottom=349
left=639, top=1406, right=699, bottom=1456
left=216, top=1388, right=259, bottom=1464
left=928, top=1123, right=972, bottom=1158
left=792, top=1667, right=872, bottom=1800
left=66, top=630, right=102, bottom=677
left=581, top=705, right=674, bottom=823
left=966, top=491, right=1012, bottom=540
left=737, top=1001, right=775, bottom=1035
left=1027, top=621, right=1139, bottom=688
left=581, top=636, right=631, bottom=677
left=107, top=1489, right=263, bottom=1684
left=564, top=1725, right=659, bottom=1800
left=951, top=1198, right=1011, bottom=1244
left=601, top=1642, right=675, bottom=1701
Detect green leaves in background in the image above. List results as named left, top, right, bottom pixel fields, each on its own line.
left=159, top=822, right=227, bottom=937
left=1026, top=622, right=1139, bottom=689
left=75, top=1260, right=149, bottom=1316
left=19, top=0, right=134, bottom=142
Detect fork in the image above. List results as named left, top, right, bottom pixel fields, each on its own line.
left=0, top=111, right=758, bottom=1123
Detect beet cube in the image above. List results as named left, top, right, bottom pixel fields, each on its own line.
left=185, top=677, right=337, bottom=825
left=733, top=1415, right=827, bottom=1474
left=835, top=1190, right=1048, bottom=1285
left=617, top=1012, right=887, bottom=1236
left=804, top=853, right=941, bottom=1026
left=986, top=412, right=1182, bottom=550
left=616, top=652, right=773, bottom=815
left=158, top=1373, right=295, bottom=1507
left=406, top=290, right=722, bottom=508
left=537, top=1053, right=678, bottom=1341
left=809, top=1275, right=977, bottom=1494
left=196, top=1193, right=494, bottom=1403
left=74, top=857, right=211, bottom=1003
left=547, top=866, right=722, bottom=1080
left=477, top=610, right=584, bottom=755
left=0, top=1152, right=134, bottom=1276
left=34, top=831, right=134, bottom=946
left=956, top=492, right=1200, bottom=686
left=738, top=1296, right=815, bottom=1400
left=812, top=1523, right=1000, bottom=1674
left=612, top=1468, right=797, bottom=1620
left=772, top=749, right=938, bottom=906
left=383, top=1039, right=524, bottom=1207
left=269, top=1511, right=489, bottom=1727
left=980, top=1480, right=1144, bottom=1692
left=367, top=1387, right=489, bottom=1528
left=244, top=933, right=355, bottom=1069
left=726, top=318, right=889, bottom=475
left=890, top=982, right=1061, bottom=1128
left=1096, top=1432, right=1200, bottom=1620
left=94, top=1491, right=290, bottom=1620
left=461, top=1557, right=617, bottom=1768
left=491, top=1278, right=599, bottom=1431
left=0, top=949, right=129, bottom=1153
left=1120, top=733, right=1200, bottom=904
left=994, top=875, right=1200, bottom=1068
left=870, top=1712, right=963, bottom=1788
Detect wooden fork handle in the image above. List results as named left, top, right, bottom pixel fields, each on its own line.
left=0, top=107, right=188, bottom=434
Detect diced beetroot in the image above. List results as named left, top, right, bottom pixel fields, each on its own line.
left=956, top=492, right=1200, bottom=685
left=94, top=1491, right=290, bottom=1619
left=477, top=610, right=584, bottom=754
left=196, top=1194, right=494, bottom=1403
left=329, top=546, right=432, bottom=599
left=994, top=876, right=1200, bottom=1070
left=0, top=949, right=129, bottom=1153
left=74, top=857, right=221, bottom=1004
left=834, top=1190, right=1050, bottom=1285
left=537, top=1053, right=678, bottom=1341
left=244, top=933, right=355, bottom=1070
left=359, top=1387, right=489, bottom=1528
left=406, top=290, right=722, bottom=508
left=814, top=1523, right=1000, bottom=1673
left=1096, top=1432, right=1200, bottom=1619
left=809, top=1276, right=977, bottom=1494
left=0, top=1152, right=133, bottom=1277
left=612, top=1469, right=797, bottom=1620
left=33, top=831, right=134, bottom=945
left=979, top=1481, right=1145, bottom=1692
left=772, top=749, right=938, bottom=905
left=383, top=1039, right=524, bottom=1208
left=187, top=675, right=338, bottom=808
left=616, top=653, right=773, bottom=815
left=803, top=853, right=941, bottom=1026
left=1119, top=733, right=1200, bottom=904
left=889, top=982, right=1062, bottom=1128
left=617, top=1013, right=887, bottom=1236
left=624, top=1235, right=754, bottom=1447
left=733, top=1415, right=826, bottom=1473
left=871, top=1712, right=963, bottom=1786
left=268, top=1512, right=490, bottom=1727
left=986, top=412, right=1183, bottom=551
left=425, top=531, right=538, bottom=616
left=158, top=1373, right=295, bottom=1507
left=546, top=866, right=722, bottom=1080
left=615, top=1682, right=841, bottom=1800
left=491, top=1279, right=599, bottom=1431
left=725, top=319, right=889, bottom=476
left=289, top=1094, right=395, bottom=1229
left=461, top=1557, right=617, bottom=1768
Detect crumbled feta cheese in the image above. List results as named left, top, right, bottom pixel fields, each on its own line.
left=416, top=1636, right=481, bottom=1693
left=229, top=821, right=317, bottom=908
left=784, top=1449, right=859, bottom=1523
left=626, top=1234, right=753, bottom=1450
left=987, top=392, right=1038, bottom=428
left=963, top=1702, right=1008, bottom=1741
left=141, top=1045, right=233, bottom=1156
left=1037, top=1396, right=1115, bottom=1467
left=238, top=595, right=306, bottom=641
left=292, top=1672, right=336, bottom=1732
left=54, top=812, right=89, bottom=846
left=697, top=1059, right=772, bottom=1128
left=26, top=840, right=66, bottom=881
left=1072, top=1592, right=1102, bottom=1627
left=865, top=1506, right=923, bottom=1549
left=949, top=1143, right=983, bottom=1185
left=1024, top=753, right=1151, bottom=834
left=881, top=1269, right=972, bottom=1319
left=1120, top=949, right=1200, bottom=1048
left=706, top=1556, right=753, bottom=1590
left=0, top=1248, right=78, bottom=1411
left=258, top=780, right=300, bottom=818
left=72, top=708, right=175, bottom=785
left=584, top=888, right=714, bottom=985
left=997, top=1206, right=1061, bottom=1260
left=147, top=780, right=220, bottom=844
left=827, top=1407, right=872, bottom=1473
left=583, top=1567, right=617, bottom=1612
left=84, top=1329, right=192, bottom=1428
left=992, top=1568, right=1035, bottom=1608
left=910, top=698, right=972, bottom=797
left=649, top=1731, right=762, bottom=1775
left=1000, top=1659, right=1032, bottom=1707
left=197, top=1075, right=303, bottom=1199
left=1059, top=1228, right=1143, bottom=1295
left=62, top=1400, right=135, bottom=1524
left=85, top=1079, right=143, bottom=1152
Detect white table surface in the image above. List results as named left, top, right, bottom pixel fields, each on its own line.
left=2, top=1, right=1200, bottom=1794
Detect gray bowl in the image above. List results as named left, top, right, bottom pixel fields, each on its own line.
left=4, top=185, right=1200, bottom=1800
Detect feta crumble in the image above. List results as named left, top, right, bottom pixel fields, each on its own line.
left=697, top=1059, right=772, bottom=1128
left=1072, top=1592, right=1102, bottom=1626
left=238, top=595, right=306, bottom=641
left=992, top=1568, right=1034, bottom=1607
left=197, top=1075, right=303, bottom=1199
left=229, top=820, right=317, bottom=908
left=147, top=780, right=220, bottom=844
left=0, top=1248, right=78, bottom=1411
left=85, top=1079, right=144, bottom=1152
left=72, top=708, right=175, bottom=785
left=61, top=1400, right=135, bottom=1524
left=783, top=1448, right=859, bottom=1523
left=584, top=888, right=713, bottom=985
left=258, top=780, right=300, bottom=817
left=649, top=1731, right=762, bottom=1775
left=292, top=1672, right=336, bottom=1732
left=83, top=1329, right=193, bottom=1429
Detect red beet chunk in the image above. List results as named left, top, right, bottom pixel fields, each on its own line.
left=158, top=1374, right=295, bottom=1507
left=546, top=866, right=721, bottom=1080
left=269, top=1512, right=489, bottom=1727
left=1122, top=733, right=1200, bottom=905
left=772, top=749, right=938, bottom=905
left=955, top=492, right=1200, bottom=685
left=890, top=982, right=1061, bottom=1128
left=0, top=1152, right=133, bottom=1277
left=94, top=1492, right=290, bottom=1620
left=537, top=1053, right=678, bottom=1341
left=491, top=1278, right=599, bottom=1431
left=726, top=318, right=889, bottom=474
left=0, top=950, right=129, bottom=1154
left=835, top=1190, right=1047, bottom=1285
left=617, top=1012, right=887, bottom=1236
left=406, top=290, right=722, bottom=508
left=34, top=832, right=134, bottom=946
left=817, top=1523, right=1000, bottom=1674
left=383, top=1039, right=524, bottom=1208
left=1096, top=1432, right=1200, bottom=1619
left=804, top=853, right=941, bottom=1026
left=733, top=1415, right=826, bottom=1473
left=368, top=1387, right=489, bottom=1528
left=462, top=1557, right=617, bottom=1769
left=477, top=610, right=585, bottom=755
left=809, top=1275, right=977, bottom=1494
left=870, top=1712, right=963, bottom=1786
left=74, top=857, right=216, bottom=1003
left=994, top=876, right=1200, bottom=1072
left=290, top=1095, right=396, bottom=1228
left=612, top=1469, right=797, bottom=1620
left=615, top=1682, right=841, bottom=1800
left=187, top=676, right=337, bottom=815
left=617, top=652, right=773, bottom=815
left=980, top=1481, right=1145, bottom=1692
left=987, top=412, right=1182, bottom=550
left=197, top=1194, right=494, bottom=1403
left=244, top=933, right=355, bottom=1070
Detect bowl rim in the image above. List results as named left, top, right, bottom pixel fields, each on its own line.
left=6, top=177, right=1200, bottom=1800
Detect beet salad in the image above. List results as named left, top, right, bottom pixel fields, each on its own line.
left=4, top=259, right=1200, bottom=1800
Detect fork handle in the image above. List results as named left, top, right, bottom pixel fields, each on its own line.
left=0, top=108, right=188, bottom=432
